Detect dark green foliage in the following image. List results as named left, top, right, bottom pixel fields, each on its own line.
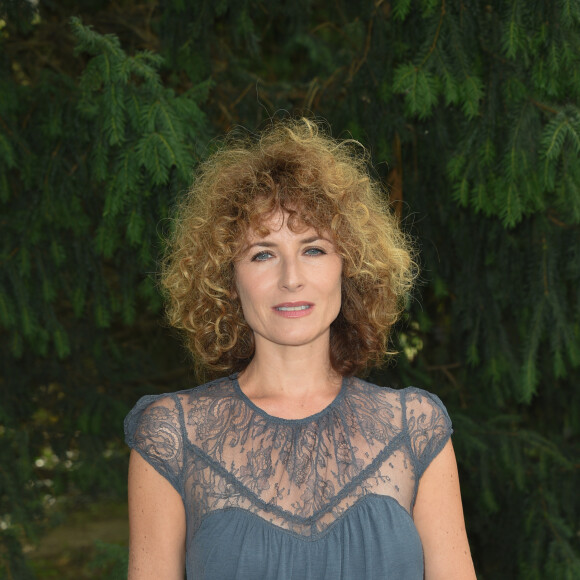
left=87, top=541, right=128, bottom=580
left=1, top=0, right=579, bottom=577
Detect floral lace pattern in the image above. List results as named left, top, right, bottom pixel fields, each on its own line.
left=125, top=376, right=452, bottom=541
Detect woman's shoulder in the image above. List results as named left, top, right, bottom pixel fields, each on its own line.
left=348, top=378, right=452, bottom=460
left=128, top=375, right=235, bottom=411
left=350, top=377, right=450, bottom=416
left=354, top=377, right=453, bottom=461
left=122, top=378, right=233, bottom=496
left=124, top=376, right=236, bottom=440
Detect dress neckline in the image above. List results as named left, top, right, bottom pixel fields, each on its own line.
left=230, top=374, right=348, bottom=425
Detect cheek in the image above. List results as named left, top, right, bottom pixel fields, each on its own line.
left=324, top=270, right=342, bottom=316
left=233, top=265, right=252, bottom=304
left=233, top=270, right=249, bottom=316
left=333, top=282, right=342, bottom=311
left=330, top=262, right=343, bottom=300
left=236, top=285, right=252, bottom=315
left=233, top=270, right=264, bottom=322
left=235, top=288, right=257, bottom=330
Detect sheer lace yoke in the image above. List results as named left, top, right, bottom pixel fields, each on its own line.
left=125, top=376, right=452, bottom=539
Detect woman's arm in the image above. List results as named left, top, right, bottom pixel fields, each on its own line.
left=413, top=439, right=477, bottom=580
left=128, top=450, right=186, bottom=580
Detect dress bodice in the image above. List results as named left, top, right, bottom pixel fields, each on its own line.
left=125, top=376, right=452, bottom=579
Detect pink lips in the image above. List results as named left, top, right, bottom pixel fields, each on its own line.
left=272, top=302, right=314, bottom=318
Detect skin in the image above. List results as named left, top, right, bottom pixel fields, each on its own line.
left=414, top=440, right=477, bottom=580
left=234, top=213, right=342, bottom=355
left=128, top=211, right=476, bottom=579
left=128, top=451, right=185, bottom=580
left=233, top=212, right=345, bottom=418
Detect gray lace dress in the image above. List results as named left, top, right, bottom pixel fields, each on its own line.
left=124, top=375, right=452, bottom=579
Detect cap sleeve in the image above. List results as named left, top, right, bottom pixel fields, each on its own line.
left=124, top=394, right=185, bottom=498
left=403, top=388, right=453, bottom=480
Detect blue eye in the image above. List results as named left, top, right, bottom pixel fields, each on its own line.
left=305, top=247, right=325, bottom=256
left=251, top=251, right=273, bottom=262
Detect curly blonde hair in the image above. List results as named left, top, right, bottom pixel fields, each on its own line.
left=161, top=118, right=416, bottom=376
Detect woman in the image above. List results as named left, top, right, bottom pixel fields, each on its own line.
left=125, top=119, right=476, bottom=579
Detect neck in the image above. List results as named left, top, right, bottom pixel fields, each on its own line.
left=237, top=339, right=342, bottom=401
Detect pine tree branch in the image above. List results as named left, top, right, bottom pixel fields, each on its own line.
left=315, top=67, right=346, bottom=109
left=387, top=132, right=403, bottom=221
left=425, top=362, right=461, bottom=384
left=420, top=0, right=446, bottom=68
left=230, top=83, right=254, bottom=110
left=426, top=362, right=462, bottom=370
left=530, top=99, right=560, bottom=115
left=546, top=210, right=578, bottom=228
left=303, top=77, right=318, bottom=111
left=540, top=491, right=566, bottom=547
left=349, top=16, right=374, bottom=83
left=0, top=247, right=20, bottom=266
left=542, top=235, right=549, bottom=296
left=310, top=20, right=358, bottom=49
left=425, top=361, right=468, bottom=407
left=0, top=114, right=32, bottom=157
left=0, top=114, right=15, bottom=138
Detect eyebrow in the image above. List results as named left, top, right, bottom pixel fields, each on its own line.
left=247, top=236, right=328, bottom=249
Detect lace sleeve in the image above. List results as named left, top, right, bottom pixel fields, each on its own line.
left=124, top=394, right=185, bottom=498
left=403, top=388, right=453, bottom=480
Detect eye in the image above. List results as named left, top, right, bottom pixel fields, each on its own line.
left=304, top=247, right=326, bottom=256
left=251, top=250, right=274, bottom=262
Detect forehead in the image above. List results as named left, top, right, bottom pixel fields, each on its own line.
left=246, top=210, right=317, bottom=241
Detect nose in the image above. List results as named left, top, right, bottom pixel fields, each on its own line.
left=279, top=256, right=304, bottom=291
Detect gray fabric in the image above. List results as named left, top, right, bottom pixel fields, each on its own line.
left=125, top=375, right=452, bottom=579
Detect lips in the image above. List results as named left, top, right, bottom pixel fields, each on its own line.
left=273, top=302, right=313, bottom=311
left=276, top=305, right=311, bottom=312
left=272, top=302, right=314, bottom=317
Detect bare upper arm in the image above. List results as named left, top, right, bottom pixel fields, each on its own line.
left=413, top=439, right=477, bottom=580
left=128, top=449, right=186, bottom=580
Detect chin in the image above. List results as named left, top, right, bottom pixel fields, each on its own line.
left=270, top=331, right=329, bottom=348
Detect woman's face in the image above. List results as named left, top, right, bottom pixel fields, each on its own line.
left=234, top=212, right=342, bottom=355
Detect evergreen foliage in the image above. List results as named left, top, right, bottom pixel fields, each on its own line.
left=87, top=541, right=129, bottom=579
left=1, top=0, right=579, bottom=577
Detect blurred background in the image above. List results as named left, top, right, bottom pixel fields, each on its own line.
left=1, top=0, right=579, bottom=578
